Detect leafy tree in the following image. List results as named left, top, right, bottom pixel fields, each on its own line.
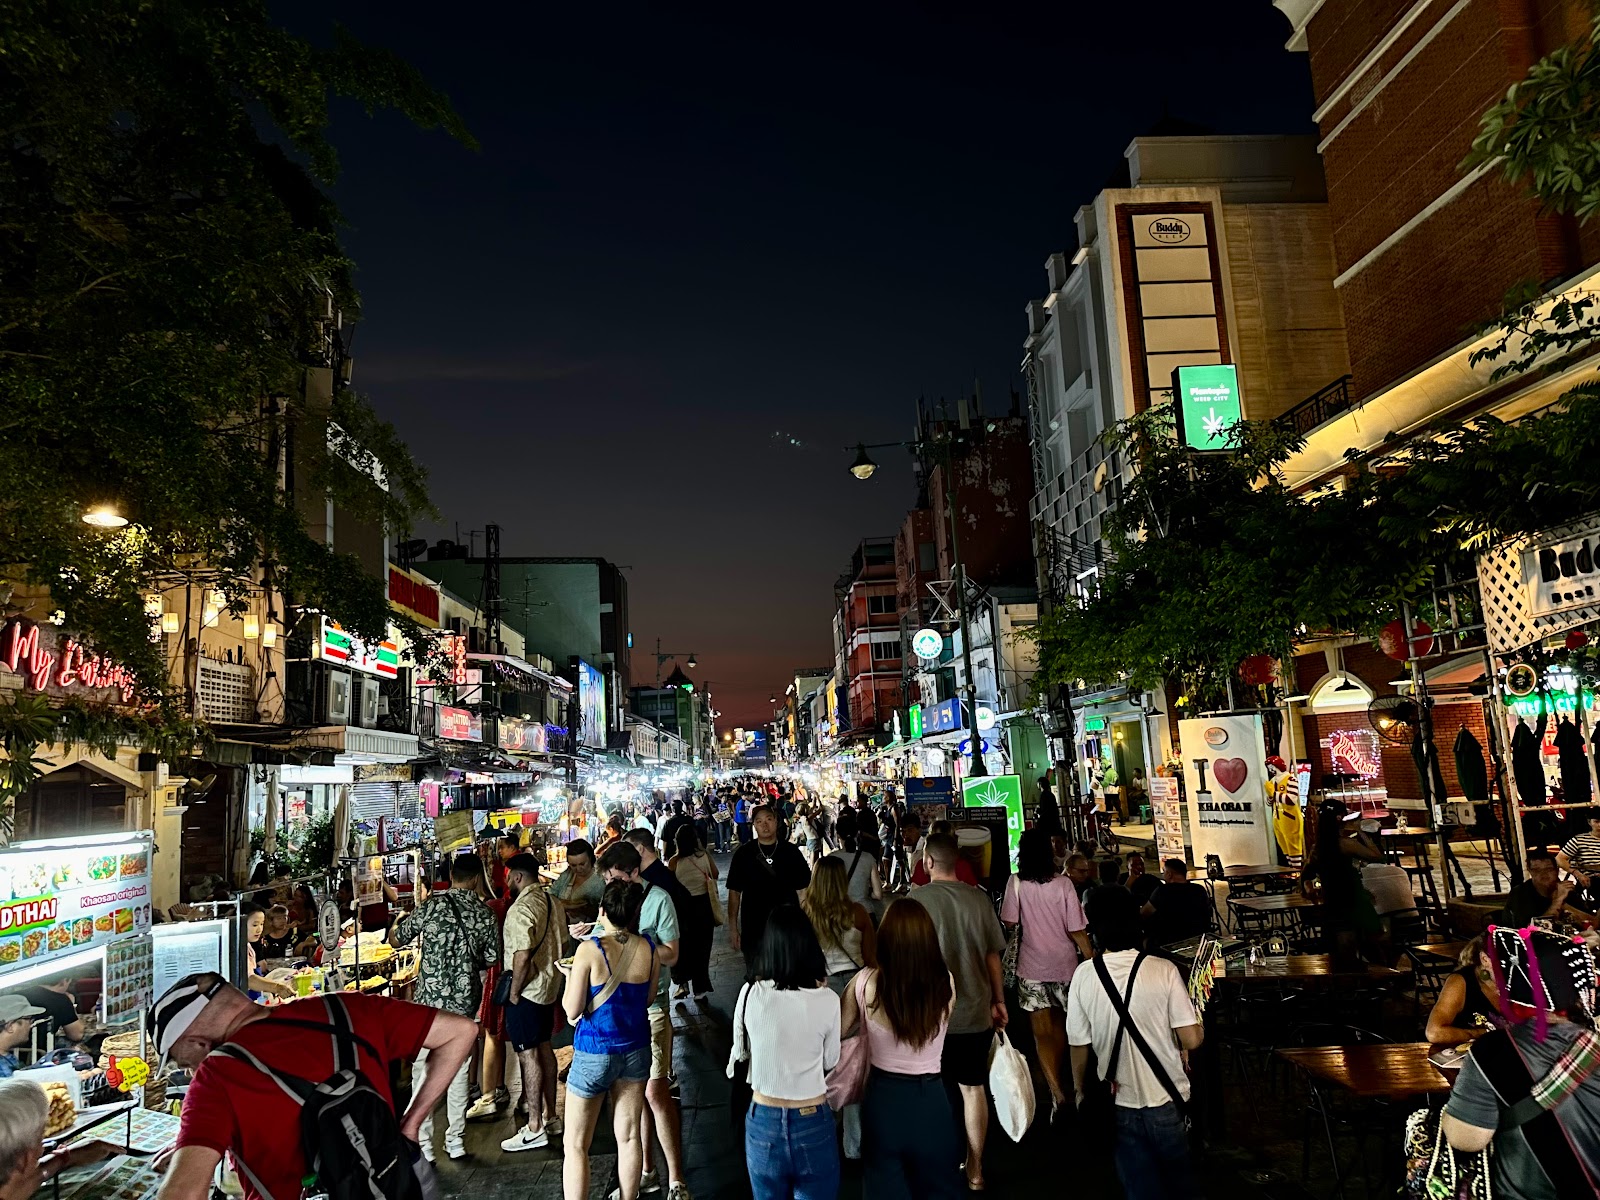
left=0, top=0, right=473, bottom=694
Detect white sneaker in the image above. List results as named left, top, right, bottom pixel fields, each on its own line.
left=640, top=1168, right=662, bottom=1192
left=464, top=1094, right=499, bottom=1121
left=420, top=1145, right=435, bottom=1165
left=446, top=1144, right=467, bottom=1161
left=543, top=1115, right=563, bottom=1137
left=666, top=1184, right=692, bottom=1200
left=500, top=1126, right=549, bottom=1152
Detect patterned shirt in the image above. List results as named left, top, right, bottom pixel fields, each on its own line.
left=390, top=887, right=497, bottom=1015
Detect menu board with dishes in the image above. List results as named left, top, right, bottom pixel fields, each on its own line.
left=0, top=836, right=153, bottom=975
left=103, top=934, right=153, bottom=1023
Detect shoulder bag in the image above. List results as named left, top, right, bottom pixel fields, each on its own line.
left=579, top=934, right=645, bottom=1021
left=492, top=891, right=552, bottom=1008
left=1093, top=952, right=1188, bottom=1127
left=824, top=969, right=873, bottom=1109
left=1001, top=877, right=1023, bottom=991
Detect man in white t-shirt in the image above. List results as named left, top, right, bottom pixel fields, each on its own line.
left=1067, top=887, right=1202, bottom=1200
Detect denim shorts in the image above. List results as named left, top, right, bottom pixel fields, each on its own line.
left=566, top=1046, right=651, bottom=1098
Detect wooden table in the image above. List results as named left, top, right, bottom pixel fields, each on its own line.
left=1225, top=954, right=1411, bottom=988
left=1278, top=1042, right=1451, bottom=1197
left=1230, top=890, right=1321, bottom=934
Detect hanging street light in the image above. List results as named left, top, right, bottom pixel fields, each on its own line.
left=848, top=443, right=877, bottom=481
left=81, top=505, right=128, bottom=529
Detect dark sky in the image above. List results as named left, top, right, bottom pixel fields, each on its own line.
left=291, top=0, right=1314, bottom=729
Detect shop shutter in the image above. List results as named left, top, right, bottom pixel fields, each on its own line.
left=396, top=782, right=420, bottom=820
left=349, top=781, right=398, bottom=819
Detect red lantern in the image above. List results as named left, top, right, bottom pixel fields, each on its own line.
left=1568, top=630, right=1590, bottom=650
left=1238, top=654, right=1275, bottom=686
left=1378, top=618, right=1434, bottom=661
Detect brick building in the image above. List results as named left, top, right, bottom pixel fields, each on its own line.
left=834, top=538, right=902, bottom=739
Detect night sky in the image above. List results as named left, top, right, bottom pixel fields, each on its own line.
left=289, top=0, right=1314, bottom=728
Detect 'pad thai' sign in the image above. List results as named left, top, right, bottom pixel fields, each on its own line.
left=0, top=836, right=154, bottom=975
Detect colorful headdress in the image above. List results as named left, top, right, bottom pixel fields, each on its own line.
left=1486, top=924, right=1598, bottom=1040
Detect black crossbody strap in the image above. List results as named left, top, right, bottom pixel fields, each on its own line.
left=1473, top=1029, right=1599, bottom=1196
left=1095, top=952, right=1186, bottom=1114
left=1094, top=953, right=1140, bottom=1092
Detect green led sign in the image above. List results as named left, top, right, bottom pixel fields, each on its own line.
left=907, top=704, right=923, bottom=740
left=1083, top=716, right=1107, bottom=732
left=1172, top=364, right=1243, bottom=452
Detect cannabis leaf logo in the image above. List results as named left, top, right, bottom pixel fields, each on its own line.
left=973, top=780, right=1006, bottom=808
left=1201, top=407, right=1227, bottom=439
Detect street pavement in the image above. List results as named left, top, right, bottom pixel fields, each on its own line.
left=426, top=849, right=1333, bottom=1199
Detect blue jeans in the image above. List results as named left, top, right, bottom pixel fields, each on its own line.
left=1114, top=1102, right=1200, bottom=1200
left=712, top=820, right=730, bottom=852
left=745, top=1102, right=839, bottom=1200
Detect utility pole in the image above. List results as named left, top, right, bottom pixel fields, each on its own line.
left=940, top=436, right=987, bottom=778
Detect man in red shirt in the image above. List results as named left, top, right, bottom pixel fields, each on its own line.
left=149, top=973, right=477, bottom=1200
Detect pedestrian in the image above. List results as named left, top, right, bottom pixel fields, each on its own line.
left=1067, top=887, right=1203, bottom=1200
left=734, top=790, right=751, bottom=846
left=910, top=820, right=979, bottom=887
left=1036, top=774, right=1063, bottom=837
left=667, top=824, right=718, bottom=1000
left=1000, top=827, right=1092, bottom=1117
left=913, top=832, right=1007, bottom=1190
left=727, top=804, right=813, bottom=967
left=0, top=1081, right=121, bottom=1200
left=389, top=854, right=498, bottom=1161
left=499, top=853, right=565, bottom=1153
left=827, top=810, right=885, bottom=917
left=145, top=972, right=478, bottom=1200
left=712, top=793, right=733, bottom=853
left=1442, top=923, right=1600, bottom=1193
left=1064, top=853, right=1097, bottom=907
left=597, top=814, right=626, bottom=858
left=597, top=840, right=691, bottom=1200
left=893, top=811, right=923, bottom=892
left=549, top=838, right=604, bottom=927
left=561, top=881, right=659, bottom=1200
left=802, top=857, right=876, bottom=992
left=492, top=831, right=522, bottom=897
left=728, top=907, right=840, bottom=1200
left=467, top=857, right=515, bottom=1122
left=1299, top=801, right=1382, bottom=964
left=1139, top=857, right=1214, bottom=949
left=841, top=898, right=960, bottom=1199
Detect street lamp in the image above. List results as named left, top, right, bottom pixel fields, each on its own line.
left=81, top=505, right=128, bottom=529
left=654, top=639, right=699, bottom=767
left=846, top=435, right=988, bottom=777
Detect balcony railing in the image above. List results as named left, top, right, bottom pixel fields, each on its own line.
left=1274, top=374, right=1355, bottom=437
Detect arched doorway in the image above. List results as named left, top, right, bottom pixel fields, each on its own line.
left=16, top=763, right=129, bottom=839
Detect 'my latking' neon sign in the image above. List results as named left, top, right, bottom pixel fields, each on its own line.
left=0, top=618, right=138, bottom=703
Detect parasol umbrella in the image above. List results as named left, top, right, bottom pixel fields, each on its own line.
left=262, top=781, right=279, bottom=858
left=332, top=785, right=351, bottom=862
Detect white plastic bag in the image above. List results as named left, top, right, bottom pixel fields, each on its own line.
left=988, top=1029, right=1035, bottom=1142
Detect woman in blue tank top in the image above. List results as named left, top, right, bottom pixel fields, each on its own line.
left=559, top=879, right=658, bottom=1200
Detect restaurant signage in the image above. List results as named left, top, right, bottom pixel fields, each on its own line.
left=0, top=618, right=139, bottom=704
left=0, top=835, right=153, bottom=976
left=1178, top=714, right=1272, bottom=867
left=1520, top=523, right=1600, bottom=618
left=387, top=565, right=441, bottom=627
left=318, top=617, right=399, bottom=679
left=438, top=706, right=482, bottom=742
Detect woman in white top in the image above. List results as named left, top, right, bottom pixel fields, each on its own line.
left=801, top=857, right=876, bottom=993
left=728, top=907, right=840, bottom=1200
left=666, top=824, right=718, bottom=1000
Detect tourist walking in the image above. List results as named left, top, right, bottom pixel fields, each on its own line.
left=913, top=833, right=1006, bottom=1190
left=667, top=824, right=718, bottom=1000
left=827, top=810, right=885, bottom=919
left=389, top=853, right=498, bottom=1161
left=560, top=881, right=659, bottom=1200
left=999, top=827, right=1092, bottom=1117
left=499, top=853, right=565, bottom=1153
left=841, top=898, right=960, bottom=1199
left=1067, top=887, right=1203, bottom=1200
left=728, top=907, right=841, bottom=1200
left=802, top=857, right=876, bottom=991
left=727, top=804, right=812, bottom=968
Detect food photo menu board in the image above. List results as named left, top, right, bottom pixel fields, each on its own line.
left=0, top=834, right=153, bottom=974
left=103, top=934, right=153, bottom=1023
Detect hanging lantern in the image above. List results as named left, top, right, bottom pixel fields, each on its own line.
left=1239, top=654, right=1276, bottom=687
left=160, top=612, right=180, bottom=634
left=242, top=614, right=260, bottom=639
left=262, top=624, right=278, bottom=648
left=1378, top=618, right=1434, bottom=661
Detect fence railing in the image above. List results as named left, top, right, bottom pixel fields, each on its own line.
left=1274, top=374, right=1355, bottom=437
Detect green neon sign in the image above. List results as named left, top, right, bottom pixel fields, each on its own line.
left=963, top=774, right=1024, bottom=872
left=1172, top=364, right=1243, bottom=451
left=907, top=704, right=923, bottom=740
left=1083, top=716, right=1107, bottom=732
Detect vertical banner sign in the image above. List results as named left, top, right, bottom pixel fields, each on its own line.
left=1178, top=715, right=1273, bottom=867
left=962, top=774, right=1024, bottom=873
left=1148, top=776, right=1187, bottom=863
left=1172, top=364, right=1243, bottom=452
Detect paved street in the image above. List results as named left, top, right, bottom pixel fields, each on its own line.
left=425, top=852, right=1328, bottom=1200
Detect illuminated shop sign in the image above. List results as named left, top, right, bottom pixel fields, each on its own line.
left=1172, top=364, right=1243, bottom=452
left=0, top=618, right=138, bottom=704
left=318, top=617, right=399, bottom=679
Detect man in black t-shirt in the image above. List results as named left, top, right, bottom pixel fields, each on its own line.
left=1120, top=853, right=1160, bottom=906
left=20, top=974, right=85, bottom=1042
left=1141, top=858, right=1214, bottom=947
left=726, top=804, right=811, bottom=966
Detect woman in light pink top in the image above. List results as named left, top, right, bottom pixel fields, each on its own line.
left=999, top=827, right=1093, bottom=1113
left=840, top=898, right=962, bottom=1199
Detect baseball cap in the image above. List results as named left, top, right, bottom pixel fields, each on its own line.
left=0, top=995, right=46, bottom=1026
left=147, top=974, right=226, bottom=1069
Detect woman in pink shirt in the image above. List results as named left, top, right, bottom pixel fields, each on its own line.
left=841, top=898, right=961, bottom=1198
left=1000, top=827, right=1093, bottom=1116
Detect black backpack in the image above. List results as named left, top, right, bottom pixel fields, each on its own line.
left=210, top=996, right=421, bottom=1200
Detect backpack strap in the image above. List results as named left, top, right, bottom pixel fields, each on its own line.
left=1473, top=1028, right=1600, bottom=1195
left=1094, top=952, right=1187, bottom=1116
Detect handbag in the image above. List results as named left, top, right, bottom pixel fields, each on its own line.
left=1001, top=877, right=1023, bottom=990
left=824, top=970, right=872, bottom=1109
left=493, top=891, right=553, bottom=1008
left=702, top=857, right=726, bottom=926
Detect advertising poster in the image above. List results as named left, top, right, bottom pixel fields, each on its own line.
left=1177, top=715, right=1273, bottom=867
left=962, top=774, right=1024, bottom=874
left=0, top=836, right=153, bottom=976
left=152, top=920, right=229, bottom=1003
left=577, top=660, right=607, bottom=749
left=103, top=933, right=153, bottom=1023
left=904, top=776, right=953, bottom=824
left=1148, top=776, right=1187, bottom=863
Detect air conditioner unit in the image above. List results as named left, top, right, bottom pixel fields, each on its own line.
left=447, top=617, right=468, bottom=636
left=322, top=668, right=353, bottom=725
left=358, top=677, right=380, bottom=728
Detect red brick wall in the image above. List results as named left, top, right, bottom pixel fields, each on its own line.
left=1303, top=0, right=1592, bottom=398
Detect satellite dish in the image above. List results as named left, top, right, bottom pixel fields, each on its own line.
left=1093, top=462, right=1110, bottom=493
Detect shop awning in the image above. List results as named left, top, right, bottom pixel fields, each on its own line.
left=293, top=725, right=422, bottom=763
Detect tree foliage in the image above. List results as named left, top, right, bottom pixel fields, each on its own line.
left=0, top=0, right=473, bottom=695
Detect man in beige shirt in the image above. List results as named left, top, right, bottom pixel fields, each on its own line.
left=499, top=853, right=565, bottom=1153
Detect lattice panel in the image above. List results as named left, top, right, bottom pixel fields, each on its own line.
left=1477, top=515, right=1600, bottom=654
left=197, top=659, right=256, bottom=722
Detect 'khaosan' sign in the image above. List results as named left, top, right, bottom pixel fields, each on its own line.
left=0, top=835, right=154, bottom=975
